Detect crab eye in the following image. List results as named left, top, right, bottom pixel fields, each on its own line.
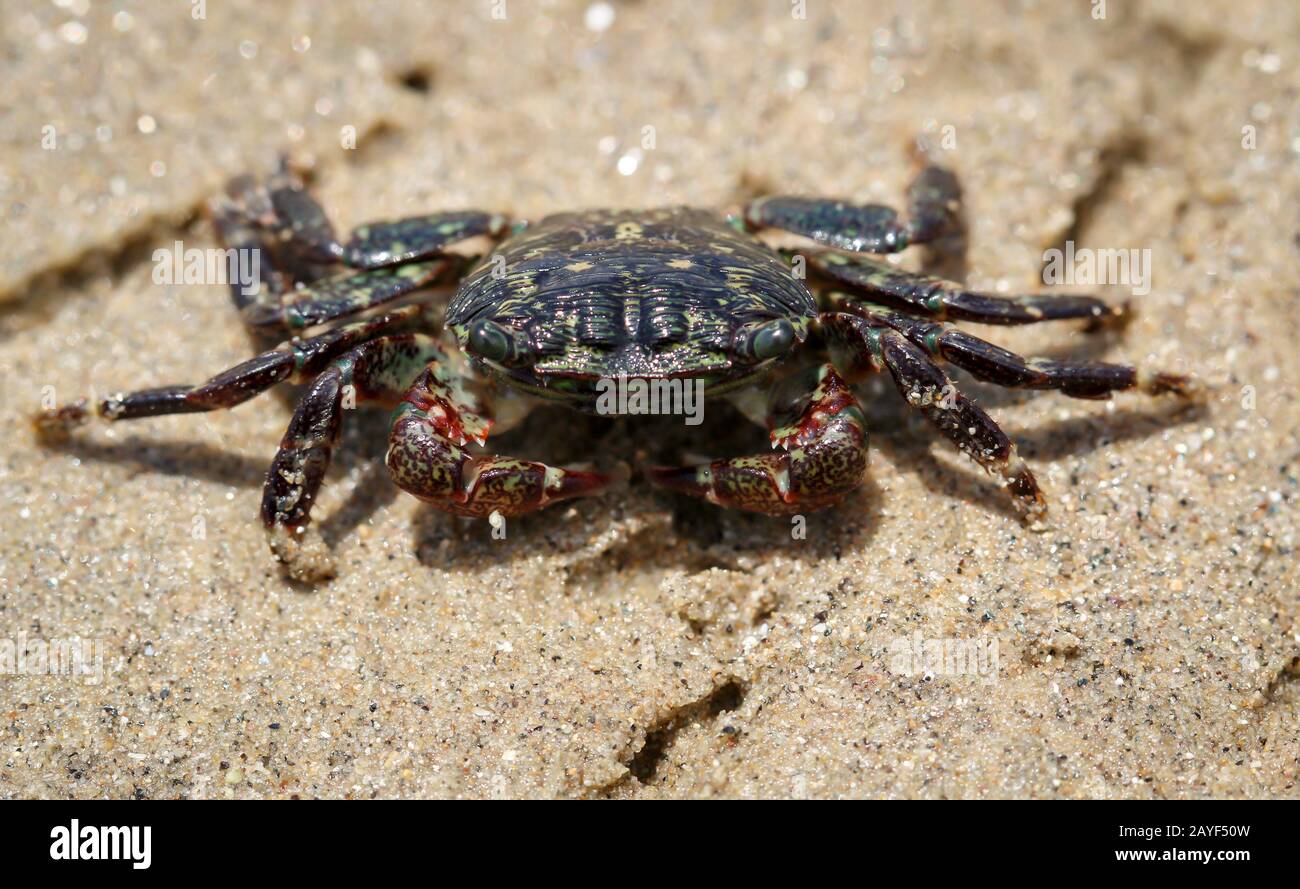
left=467, top=319, right=514, bottom=363
left=752, top=318, right=796, bottom=360
left=732, top=318, right=798, bottom=363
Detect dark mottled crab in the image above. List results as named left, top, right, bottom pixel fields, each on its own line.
left=36, top=162, right=1197, bottom=580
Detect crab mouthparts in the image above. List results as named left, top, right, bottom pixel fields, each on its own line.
left=532, top=341, right=732, bottom=380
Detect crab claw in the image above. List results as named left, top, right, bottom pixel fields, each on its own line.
left=645, top=463, right=726, bottom=505
left=541, top=461, right=630, bottom=505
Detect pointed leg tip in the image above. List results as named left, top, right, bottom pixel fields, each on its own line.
left=1017, top=491, right=1050, bottom=530
left=1082, top=299, right=1132, bottom=332
left=1140, top=370, right=1203, bottom=401
left=32, top=400, right=89, bottom=444
left=267, top=524, right=337, bottom=583
left=1003, top=457, right=1048, bottom=526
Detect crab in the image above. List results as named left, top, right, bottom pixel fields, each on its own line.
left=36, top=161, right=1197, bottom=580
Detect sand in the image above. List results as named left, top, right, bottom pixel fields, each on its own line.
left=0, top=0, right=1295, bottom=798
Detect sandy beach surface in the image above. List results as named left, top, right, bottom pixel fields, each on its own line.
left=1, top=0, right=1295, bottom=798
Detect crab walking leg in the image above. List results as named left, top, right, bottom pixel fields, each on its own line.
left=647, top=364, right=869, bottom=514
left=259, top=165, right=349, bottom=264
left=826, top=313, right=1046, bottom=520
left=833, top=299, right=1198, bottom=400
left=209, top=178, right=291, bottom=318
left=238, top=256, right=463, bottom=332
left=245, top=164, right=509, bottom=270
left=809, top=253, right=1125, bottom=326
left=254, top=166, right=508, bottom=270
left=263, top=333, right=445, bottom=579
left=385, top=367, right=620, bottom=519
left=212, top=165, right=499, bottom=334
left=33, top=308, right=426, bottom=441
left=342, top=211, right=508, bottom=269
left=209, top=169, right=346, bottom=325
left=745, top=164, right=960, bottom=254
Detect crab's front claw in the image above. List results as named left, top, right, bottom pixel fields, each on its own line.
left=386, top=394, right=626, bottom=519
left=388, top=431, right=623, bottom=518
left=647, top=363, right=869, bottom=515
left=646, top=448, right=863, bottom=515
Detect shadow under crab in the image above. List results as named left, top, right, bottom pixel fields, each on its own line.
left=35, top=159, right=1199, bottom=581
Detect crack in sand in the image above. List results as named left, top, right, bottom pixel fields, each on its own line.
left=590, top=677, right=748, bottom=797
